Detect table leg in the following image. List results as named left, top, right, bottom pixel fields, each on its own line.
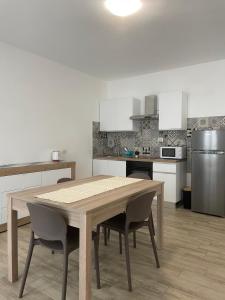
left=7, top=196, right=18, bottom=282
left=157, top=183, right=164, bottom=249
left=79, top=214, right=92, bottom=300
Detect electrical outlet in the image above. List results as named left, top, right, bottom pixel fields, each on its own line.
left=187, top=129, right=192, bottom=138
left=158, top=137, right=164, bottom=143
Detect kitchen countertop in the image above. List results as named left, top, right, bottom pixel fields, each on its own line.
left=93, top=156, right=186, bottom=163
left=0, top=161, right=76, bottom=177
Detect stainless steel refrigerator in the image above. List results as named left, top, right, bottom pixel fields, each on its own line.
left=192, top=129, right=225, bottom=217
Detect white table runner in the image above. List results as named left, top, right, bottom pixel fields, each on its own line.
left=36, top=176, right=143, bottom=204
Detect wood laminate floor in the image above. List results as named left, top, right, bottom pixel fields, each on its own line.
left=1, top=206, right=225, bottom=300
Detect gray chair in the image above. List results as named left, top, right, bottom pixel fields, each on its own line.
left=104, top=172, right=155, bottom=249
left=98, top=192, right=160, bottom=292
left=128, top=172, right=155, bottom=236
left=57, top=177, right=72, bottom=184
left=19, top=203, right=101, bottom=300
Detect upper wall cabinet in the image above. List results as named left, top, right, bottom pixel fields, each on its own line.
left=100, top=97, right=140, bottom=131
left=158, top=91, right=188, bottom=130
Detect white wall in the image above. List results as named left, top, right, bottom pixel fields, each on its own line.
left=107, top=59, right=225, bottom=118
left=0, top=42, right=106, bottom=178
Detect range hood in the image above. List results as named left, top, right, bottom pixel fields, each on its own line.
left=130, top=95, right=158, bottom=120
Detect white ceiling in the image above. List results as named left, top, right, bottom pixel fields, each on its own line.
left=0, top=0, right=225, bottom=79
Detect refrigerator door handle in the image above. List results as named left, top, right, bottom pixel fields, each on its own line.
left=216, top=151, right=225, bottom=155
left=192, top=150, right=225, bottom=155
left=192, top=150, right=205, bottom=153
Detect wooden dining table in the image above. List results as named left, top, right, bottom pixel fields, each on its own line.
left=7, top=175, right=164, bottom=300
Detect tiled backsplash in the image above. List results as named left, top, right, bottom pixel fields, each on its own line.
left=93, top=120, right=186, bottom=158
left=93, top=116, right=225, bottom=173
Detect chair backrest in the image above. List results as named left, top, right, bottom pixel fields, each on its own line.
left=128, top=172, right=151, bottom=180
left=57, top=177, right=72, bottom=184
left=126, top=192, right=155, bottom=227
left=27, top=203, right=67, bottom=242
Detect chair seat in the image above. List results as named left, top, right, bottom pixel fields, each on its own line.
left=38, top=226, right=97, bottom=253
left=103, top=213, right=145, bottom=233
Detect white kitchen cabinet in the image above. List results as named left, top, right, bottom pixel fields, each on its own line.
left=0, top=172, right=42, bottom=192
left=23, top=172, right=42, bottom=189
left=153, top=162, right=186, bottom=203
left=158, top=91, right=188, bottom=130
left=153, top=172, right=176, bottom=204
left=93, top=159, right=109, bottom=176
left=41, top=168, right=71, bottom=186
left=0, top=168, right=72, bottom=225
left=0, top=174, right=25, bottom=192
left=93, top=159, right=126, bottom=177
left=107, top=160, right=126, bottom=177
left=100, top=97, right=140, bottom=131
left=0, top=172, right=43, bottom=224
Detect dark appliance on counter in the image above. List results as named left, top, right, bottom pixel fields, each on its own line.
left=134, top=150, right=140, bottom=158
left=126, top=161, right=153, bottom=180
left=192, top=129, right=225, bottom=217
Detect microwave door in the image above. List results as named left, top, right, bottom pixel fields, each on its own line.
left=162, top=148, right=176, bottom=158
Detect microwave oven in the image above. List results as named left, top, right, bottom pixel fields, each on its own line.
left=160, top=146, right=186, bottom=159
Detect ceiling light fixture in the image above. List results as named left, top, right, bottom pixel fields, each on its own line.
left=104, top=0, right=142, bottom=17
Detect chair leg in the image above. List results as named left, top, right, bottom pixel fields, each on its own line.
left=93, top=236, right=101, bottom=289
left=103, top=225, right=108, bottom=246
left=124, top=232, right=132, bottom=292
left=96, top=225, right=101, bottom=248
left=94, top=225, right=100, bottom=270
left=61, top=251, right=69, bottom=300
left=107, top=228, right=111, bottom=241
left=148, top=219, right=160, bottom=268
left=19, top=232, right=35, bottom=298
left=151, top=211, right=155, bottom=236
left=133, top=231, right=136, bottom=249
left=119, top=232, right=122, bottom=254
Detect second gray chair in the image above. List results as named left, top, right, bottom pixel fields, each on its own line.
left=98, top=192, right=160, bottom=292
left=103, top=172, right=155, bottom=250
left=19, top=203, right=101, bottom=300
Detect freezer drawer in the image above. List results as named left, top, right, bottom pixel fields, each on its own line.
left=192, top=151, right=225, bottom=216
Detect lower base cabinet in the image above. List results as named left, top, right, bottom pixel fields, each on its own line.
left=41, top=168, right=71, bottom=186
left=93, top=159, right=126, bottom=177
left=93, top=159, right=186, bottom=204
left=153, top=162, right=186, bottom=204
left=0, top=168, right=72, bottom=225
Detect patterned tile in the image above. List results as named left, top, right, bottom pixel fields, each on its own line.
left=212, top=116, right=225, bottom=129
left=93, top=116, right=225, bottom=172
left=93, top=119, right=187, bottom=158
